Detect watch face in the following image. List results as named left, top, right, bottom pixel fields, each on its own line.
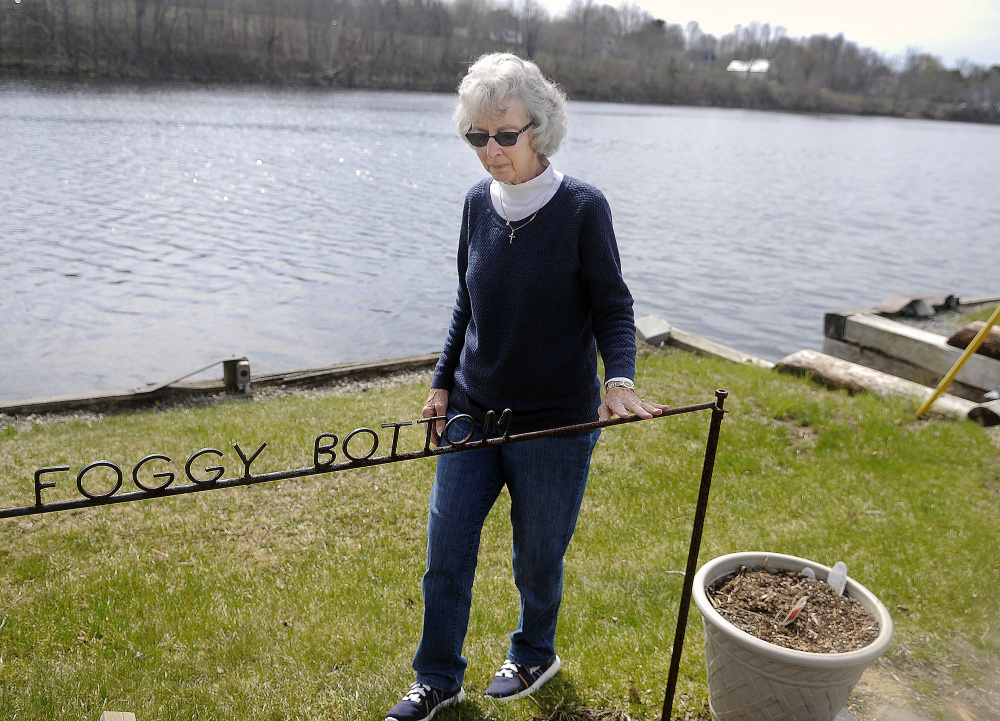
left=607, top=380, right=634, bottom=390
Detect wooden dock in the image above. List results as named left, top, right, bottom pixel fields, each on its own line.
left=822, top=296, right=1000, bottom=403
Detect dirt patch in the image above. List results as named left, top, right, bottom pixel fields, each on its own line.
left=706, top=566, right=879, bottom=653
left=848, top=646, right=1000, bottom=721
left=779, top=420, right=819, bottom=450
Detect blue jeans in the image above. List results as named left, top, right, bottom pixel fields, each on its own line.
left=412, top=413, right=600, bottom=692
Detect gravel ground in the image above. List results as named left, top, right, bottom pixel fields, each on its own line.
left=888, top=301, right=996, bottom=337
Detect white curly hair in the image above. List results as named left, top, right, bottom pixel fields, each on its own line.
left=454, top=53, right=568, bottom=159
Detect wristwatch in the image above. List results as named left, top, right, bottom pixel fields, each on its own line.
left=604, top=378, right=635, bottom=392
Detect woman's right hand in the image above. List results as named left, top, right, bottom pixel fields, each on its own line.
left=423, top=388, right=450, bottom=447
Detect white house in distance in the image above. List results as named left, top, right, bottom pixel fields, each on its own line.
left=726, top=59, right=771, bottom=74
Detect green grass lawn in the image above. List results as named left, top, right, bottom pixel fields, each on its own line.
left=1, top=349, right=997, bottom=721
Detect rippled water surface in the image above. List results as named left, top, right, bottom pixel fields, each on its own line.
left=2, top=82, right=998, bottom=402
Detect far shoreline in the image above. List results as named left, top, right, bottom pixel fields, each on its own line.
left=3, top=69, right=998, bottom=127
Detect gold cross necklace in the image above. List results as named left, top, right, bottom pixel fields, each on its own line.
left=498, top=174, right=557, bottom=244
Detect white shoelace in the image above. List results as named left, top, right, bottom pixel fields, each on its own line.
left=495, top=660, right=520, bottom=678
left=403, top=683, right=431, bottom=702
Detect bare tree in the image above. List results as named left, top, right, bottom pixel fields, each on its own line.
left=685, top=20, right=701, bottom=48
left=130, top=0, right=149, bottom=74
left=617, top=1, right=648, bottom=35
left=565, top=0, right=595, bottom=56
left=518, top=0, right=545, bottom=59
left=55, top=0, right=77, bottom=71
left=38, top=0, right=65, bottom=69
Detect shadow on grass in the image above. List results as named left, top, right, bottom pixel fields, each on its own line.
left=441, top=674, right=636, bottom=721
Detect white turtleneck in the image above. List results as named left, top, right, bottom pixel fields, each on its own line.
left=489, top=164, right=564, bottom=221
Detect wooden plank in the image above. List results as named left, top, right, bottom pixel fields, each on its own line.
left=821, top=337, right=985, bottom=402
left=947, top=321, right=1000, bottom=361
left=99, top=712, right=137, bottom=721
left=0, top=354, right=440, bottom=416
left=960, top=294, right=1000, bottom=305
left=0, top=389, right=157, bottom=416
left=841, top=314, right=1000, bottom=392
left=248, top=353, right=440, bottom=387
left=667, top=327, right=774, bottom=369
left=774, top=349, right=989, bottom=424
left=0, top=383, right=225, bottom=415
left=824, top=308, right=882, bottom=342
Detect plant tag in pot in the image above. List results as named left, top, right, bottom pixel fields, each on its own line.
left=827, top=561, right=848, bottom=595
left=779, top=595, right=808, bottom=626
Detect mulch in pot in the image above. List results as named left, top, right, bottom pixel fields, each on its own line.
left=706, top=566, right=880, bottom=653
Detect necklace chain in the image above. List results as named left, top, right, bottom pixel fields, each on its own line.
left=499, top=174, right=557, bottom=244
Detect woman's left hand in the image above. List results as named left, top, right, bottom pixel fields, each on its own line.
left=599, top=387, right=669, bottom=421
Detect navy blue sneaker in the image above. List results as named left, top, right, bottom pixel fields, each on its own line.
left=483, top=656, right=561, bottom=701
left=386, top=682, right=465, bottom=721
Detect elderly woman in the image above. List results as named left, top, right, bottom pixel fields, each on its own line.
left=386, top=53, right=666, bottom=721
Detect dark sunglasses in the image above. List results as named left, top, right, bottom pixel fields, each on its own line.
left=465, top=122, right=534, bottom=148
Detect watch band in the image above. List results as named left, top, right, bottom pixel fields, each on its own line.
left=604, top=379, right=635, bottom=392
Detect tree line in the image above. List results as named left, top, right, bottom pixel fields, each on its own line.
left=2, top=0, right=998, bottom=123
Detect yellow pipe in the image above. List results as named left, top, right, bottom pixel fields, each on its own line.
left=916, top=303, right=1000, bottom=417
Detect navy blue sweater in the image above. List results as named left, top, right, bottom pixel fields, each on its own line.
left=432, top=175, right=637, bottom=433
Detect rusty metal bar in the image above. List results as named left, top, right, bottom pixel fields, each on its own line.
left=661, top=389, right=729, bottom=721
left=1, top=399, right=719, bottom=520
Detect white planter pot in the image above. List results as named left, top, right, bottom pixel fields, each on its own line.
left=693, top=552, right=893, bottom=721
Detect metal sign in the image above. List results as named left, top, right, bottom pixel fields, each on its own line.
left=0, top=390, right=729, bottom=721
left=2, top=398, right=722, bottom=521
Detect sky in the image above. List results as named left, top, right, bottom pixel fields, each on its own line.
left=537, top=0, right=1000, bottom=68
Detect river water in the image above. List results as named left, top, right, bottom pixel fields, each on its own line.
left=1, top=81, right=998, bottom=403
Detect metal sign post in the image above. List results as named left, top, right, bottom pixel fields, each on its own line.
left=661, top=389, right=728, bottom=721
